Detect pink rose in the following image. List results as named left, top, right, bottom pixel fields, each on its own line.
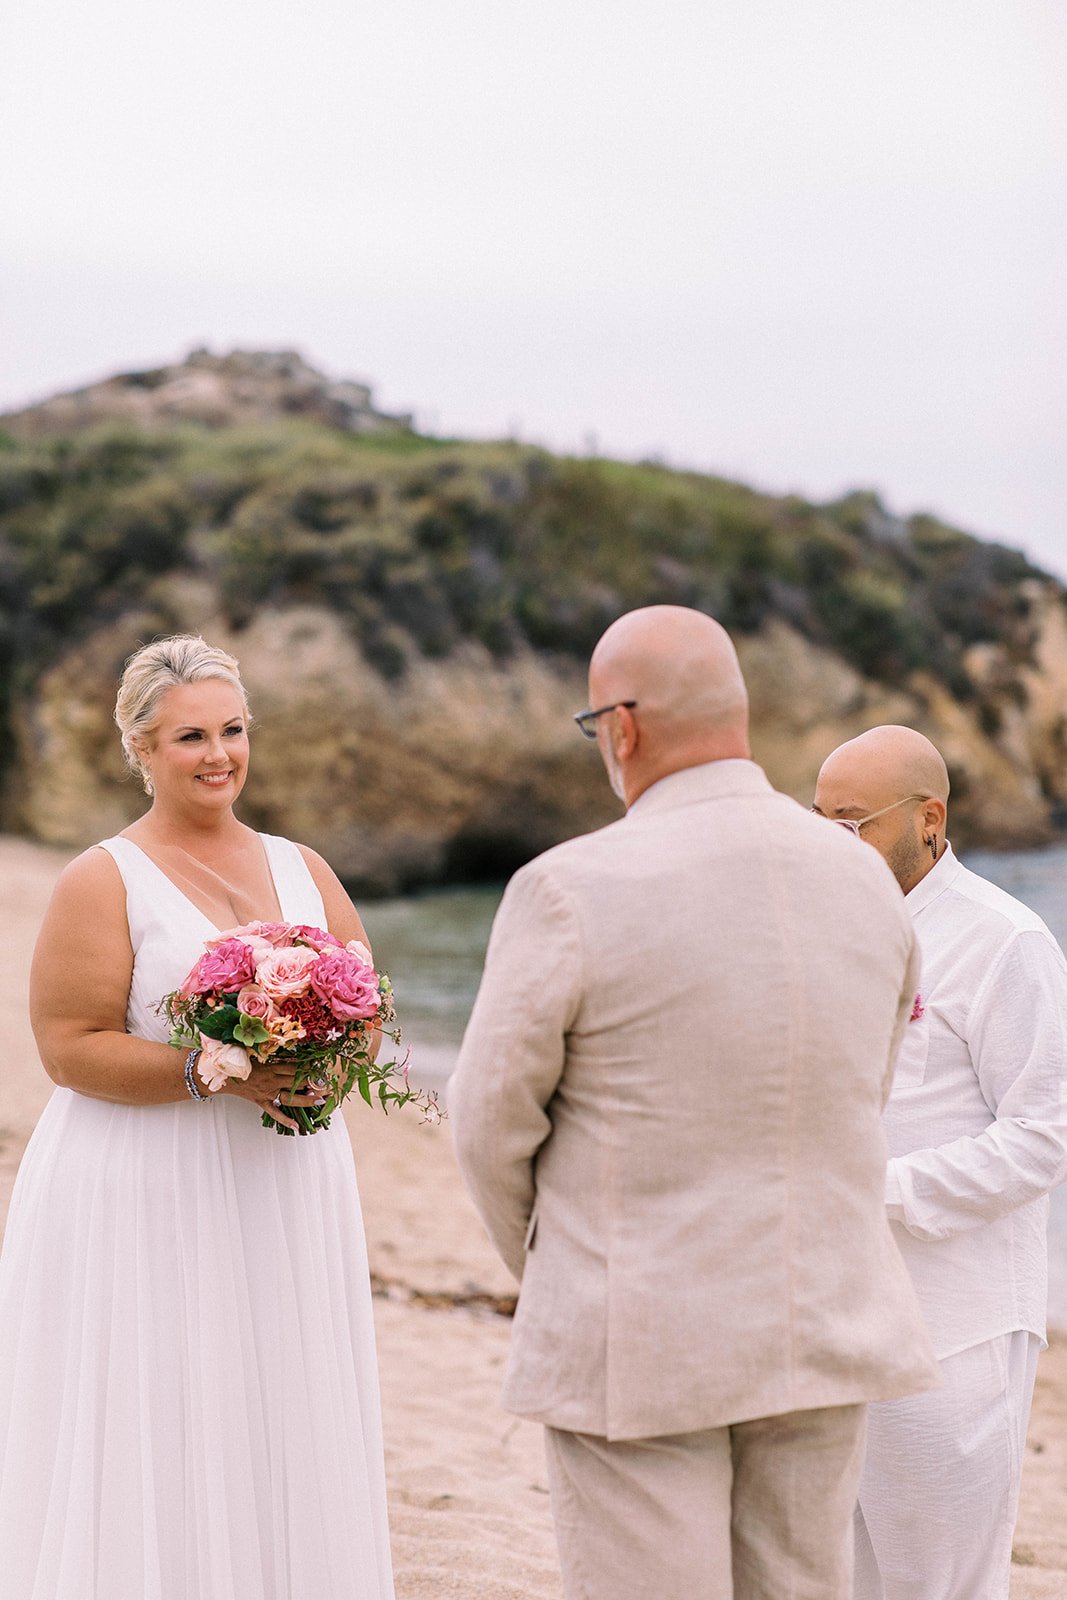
left=345, top=939, right=372, bottom=964
left=909, top=993, right=925, bottom=1023
left=246, top=921, right=292, bottom=947
left=210, top=923, right=288, bottom=966
left=236, top=984, right=277, bottom=1022
left=208, top=921, right=291, bottom=950
left=196, top=1033, right=253, bottom=1092
left=309, top=947, right=381, bottom=1021
left=180, top=938, right=258, bottom=998
left=290, top=924, right=345, bottom=952
left=255, top=944, right=318, bottom=1000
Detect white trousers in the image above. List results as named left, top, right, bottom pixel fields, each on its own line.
left=853, top=1329, right=1041, bottom=1600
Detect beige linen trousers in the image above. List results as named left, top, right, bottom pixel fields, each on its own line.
left=450, top=760, right=940, bottom=1595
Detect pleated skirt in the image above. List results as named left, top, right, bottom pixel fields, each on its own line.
left=0, top=1088, right=394, bottom=1600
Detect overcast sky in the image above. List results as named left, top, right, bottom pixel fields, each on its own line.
left=2, top=1, right=1065, bottom=576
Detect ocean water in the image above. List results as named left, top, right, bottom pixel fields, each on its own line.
left=364, top=886, right=499, bottom=1078
left=365, top=844, right=1067, bottom=1325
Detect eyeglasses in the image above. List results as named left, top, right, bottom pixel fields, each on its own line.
left=813, top=793, right=931, bottom=836
left=573, top=701, right=637, bottom=740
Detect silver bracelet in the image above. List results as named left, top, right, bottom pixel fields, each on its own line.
left=184, top=1047, right=208, bottom=1102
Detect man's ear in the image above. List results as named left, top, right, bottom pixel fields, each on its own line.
left=612, top=705, right=639, bottom=760
left=921, top=798, right=947, bottom=838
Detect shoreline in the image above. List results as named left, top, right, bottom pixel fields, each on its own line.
left=2, top=834, right=1066, bottom=1594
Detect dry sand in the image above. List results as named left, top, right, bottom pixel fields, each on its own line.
left=2, top=834, right=1065, bottom=1597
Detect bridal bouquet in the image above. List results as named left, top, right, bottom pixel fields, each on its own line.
left=161, top=920, right=440, bottom=1135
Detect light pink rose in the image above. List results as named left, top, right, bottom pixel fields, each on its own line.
left=309, top=947, right=381, bottom=1021
left=236, top=984, right=277, bottom=1022
left=210, top=922, right=286, bottom=963
left=290, top=924, right=345, bottom=952
left=206, top=921, right=286, bottom=948
left=180, top=938, right=258, bottom=999
left=247, top=921, right=293, bottom=947
left=255, top=944, right=318, bottom=1000
left=196, top=1033, right=253, bottom=1092
left=345, top=939, right=372, bottom=964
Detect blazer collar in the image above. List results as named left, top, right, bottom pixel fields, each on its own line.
left=904, top=840, right=962, bottom=916
left=626, top=759, right=774, bottom=820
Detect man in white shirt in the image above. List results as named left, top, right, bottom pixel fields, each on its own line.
left=814, top=724, right=1067, bottom=1600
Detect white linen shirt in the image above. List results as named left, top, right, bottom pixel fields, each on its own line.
left=885, top=843, right=1067, bottom=1357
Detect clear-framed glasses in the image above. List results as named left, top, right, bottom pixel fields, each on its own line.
left=573, top=700, right=637, bottom=740
left=813, top=793, right=931, bottom=836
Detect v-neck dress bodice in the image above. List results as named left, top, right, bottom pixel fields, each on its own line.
left=101, top=832, right=319, bottom=1044
left=0, top=834, right=394, bottom=1600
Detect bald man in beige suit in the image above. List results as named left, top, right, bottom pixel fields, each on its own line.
left=450, top=607, right=939, bottom=1600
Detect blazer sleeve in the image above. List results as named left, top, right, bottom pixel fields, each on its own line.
left=449, top=860, right=583, bottom=1280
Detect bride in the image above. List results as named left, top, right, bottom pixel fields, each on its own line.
left=0, top=635, right=394, bottom=1599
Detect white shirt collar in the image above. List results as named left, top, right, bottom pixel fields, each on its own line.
left=904, top=840, right=963, bottom=916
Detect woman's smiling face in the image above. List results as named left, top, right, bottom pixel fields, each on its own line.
left=138, top=679, right=250, bottom=814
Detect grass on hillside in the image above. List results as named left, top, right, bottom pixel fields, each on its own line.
left=0, top=418, right=1050, bottom=732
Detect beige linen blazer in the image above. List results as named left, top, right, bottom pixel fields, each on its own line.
left=450, top=760, right=939, bottom=1442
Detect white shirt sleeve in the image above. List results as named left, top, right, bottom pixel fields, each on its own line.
left=886, top=929, right=1067, bottom=1241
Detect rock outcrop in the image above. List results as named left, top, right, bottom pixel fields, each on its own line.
left=3, top=350, right=1066, bottom=885
left=8, top=587, right=1067, bottom=892
left=0, top=348, right=413, bottom=440
left=6, top=596, right=618, bottom=890
left=741, top=602, right=1067, bottom=845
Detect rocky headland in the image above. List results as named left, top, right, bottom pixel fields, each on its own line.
left=2, top=348, right=1066, bottom=890
left=2, top=347, right=413, bottom=440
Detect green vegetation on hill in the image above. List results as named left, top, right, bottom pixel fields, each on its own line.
left=0, top=416, right=1050, bottom=781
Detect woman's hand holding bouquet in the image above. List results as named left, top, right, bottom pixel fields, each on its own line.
left=162, top=919, right=440, bottom=1134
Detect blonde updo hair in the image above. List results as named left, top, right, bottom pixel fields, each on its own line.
left=115, top=635, right=251, bottom=794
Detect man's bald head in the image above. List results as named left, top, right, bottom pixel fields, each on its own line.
left=817, top=726, right=950, bottom=810
left=589, top=605, right=749, bottom=738
left=814, top=725, right=950, bottom=894
left=586, top=606, right=750, bottom=806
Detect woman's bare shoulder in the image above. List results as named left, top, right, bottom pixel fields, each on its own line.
left=293, top=842, right=350, bottom=908
left=34, top=845, right=133, bottom=978
left=294, top=841, right=338, bottom=883
left=293, top=844, right=366, bottom=943
left=49, top=843, right=128, bottom=911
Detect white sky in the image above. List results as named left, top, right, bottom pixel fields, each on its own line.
left=2, top=1, right=1065, bottom=576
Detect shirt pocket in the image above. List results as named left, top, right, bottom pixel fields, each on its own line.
left=892, top=1010, right=930, bottom=1091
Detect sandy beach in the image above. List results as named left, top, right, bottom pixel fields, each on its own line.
left=2, top=834, right=1065, bottom=1596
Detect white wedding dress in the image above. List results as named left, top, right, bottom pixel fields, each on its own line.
left=0, top=835, right=395, bottom=1600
